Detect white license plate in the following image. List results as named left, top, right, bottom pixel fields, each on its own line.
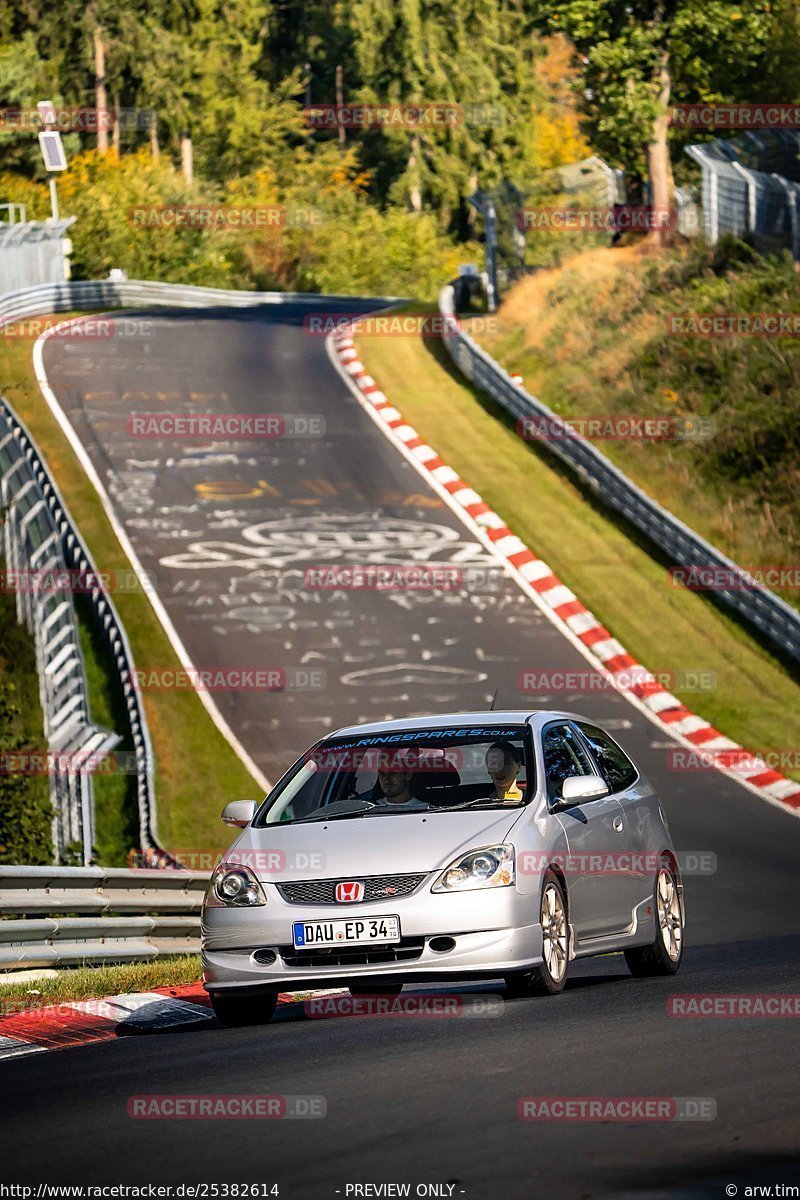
left=292, top=916, right=401, bottom=949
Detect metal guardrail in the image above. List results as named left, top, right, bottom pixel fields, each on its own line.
left=0, top=407, right=120, bottom=861
left=439, top=283, right=800, bottom=665
left=0, top=400, right=163, bottom=865
left=0, top=865, right=210, bottom=968
left=686, top=138, right=800, bottom=260
left=0, top=278, right=395, bottom=325
left=1, top=278, right=387, bottom=869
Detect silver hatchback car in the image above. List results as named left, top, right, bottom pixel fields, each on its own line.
left=202, top=711, right=685, bottom=1025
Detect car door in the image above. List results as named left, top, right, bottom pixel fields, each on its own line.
left=573, top=719, right=661, bottom=918
left=540, top=720, right=631, bottom=942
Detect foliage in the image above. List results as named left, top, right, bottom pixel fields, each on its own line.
left=0, top=0, right=609, bottom=293
left=57, top=150, right=238, bottom=283
left=0, top=592, right=52, bottom=865
left=537, top=1, right=775, bottom=176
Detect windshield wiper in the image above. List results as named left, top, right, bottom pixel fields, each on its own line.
left=289, top=800, right=378, bottom=824
left=358, top=804, right=433, bottom=816
left=438, top=797, right=513, bottom=811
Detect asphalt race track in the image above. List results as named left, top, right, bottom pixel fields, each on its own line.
left=2, top=304, right=799, bottom=1199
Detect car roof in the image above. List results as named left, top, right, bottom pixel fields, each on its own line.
left=330, top=710, right=592, bottom=738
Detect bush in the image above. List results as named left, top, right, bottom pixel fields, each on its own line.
left=0, top=680, right=52, bottom=866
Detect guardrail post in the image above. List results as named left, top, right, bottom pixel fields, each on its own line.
left=773, top=173, right=800, bottom=264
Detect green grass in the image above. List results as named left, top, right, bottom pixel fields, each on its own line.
left=0, top=316, right=262, bottom=857
left=475, top=239, right=800, bottom=607
left=76, top=600, right=139, bottom=866
left=0, top=956, right=201, bottom=1006
left=0, top=591, right=48, bottom=756
left=0, top=590, right=52, bottom=862
left=355, top=308, right=800, bottom=782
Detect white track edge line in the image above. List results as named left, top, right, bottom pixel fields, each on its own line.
left=33, top=322, right=272, bottom=800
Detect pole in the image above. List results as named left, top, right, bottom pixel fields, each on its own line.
left=485, top=199, right=498, bottom=312
left=48, top=176, right=59, bottom=222
left=93, top=27, right=109, bottom=154
left=335, top=64, right=346, bottom=145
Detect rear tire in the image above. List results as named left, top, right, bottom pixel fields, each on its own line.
left=348, top=982, right=403, bottom=996
left=209, top=989, right=278, bottom=1027
left=505, top=870, right=569, bottom=997
left=624, top=863, right=684, bottom=977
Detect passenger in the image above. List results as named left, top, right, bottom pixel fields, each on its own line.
left=486, top=740, right=524, bottom=802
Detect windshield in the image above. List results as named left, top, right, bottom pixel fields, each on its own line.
left=256, top=726, right=534, bottom=826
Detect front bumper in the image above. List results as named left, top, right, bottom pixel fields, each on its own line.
left=202, top=882, right=541, bottom=993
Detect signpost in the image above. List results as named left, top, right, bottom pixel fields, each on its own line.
left=469, top=190, right=498, bottom=312
left=37, top=100, right=67, bottom=221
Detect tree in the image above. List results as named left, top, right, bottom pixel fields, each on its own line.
left=539, top=1, right=773, bottom=239
left=347, top=0, right=548, bottom=233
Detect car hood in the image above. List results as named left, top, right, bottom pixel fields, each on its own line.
left=228, top=808, right=525, bottom=881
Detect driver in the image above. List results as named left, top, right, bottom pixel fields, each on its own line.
left=486, top=740, right=524, bottom=802
left=374, top=749, right=430, bottom=808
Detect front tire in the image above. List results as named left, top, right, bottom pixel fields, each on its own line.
left=505, top=870, right=569, bottom=997
left=624, top=863, right=684, bottom=977
left=209, top=989, right=278, bottom=1027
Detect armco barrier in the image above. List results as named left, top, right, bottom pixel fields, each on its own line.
left=0, top=865, right=211, bottom=968
left=439, top=283, right=800, bottom=666
left=0, top=404, right=120, bottom=862
left=1, top=278, right=394, bottom=867
left=0, top=278, right=397, bottom=325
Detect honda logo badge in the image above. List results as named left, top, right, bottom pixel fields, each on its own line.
left=335, top=880, right=365, bottom=903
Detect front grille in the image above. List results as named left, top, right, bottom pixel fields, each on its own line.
left=277, top=873, right=427, bottom=905
left=279, top=937, right=425, bottom=969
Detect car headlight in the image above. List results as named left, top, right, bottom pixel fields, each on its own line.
left=205, top=863, right=267, bottom=908
left=432, top=844, right=515, bottom=893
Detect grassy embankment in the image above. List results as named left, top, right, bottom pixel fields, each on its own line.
left=0, top=956, right=202, bottom=1005
left=355, top=252, right=800, bottom=781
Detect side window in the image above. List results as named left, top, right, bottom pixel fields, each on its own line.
left=541, top=722, right=596, bottom=803
left=575, top=723, right=638, bottom=793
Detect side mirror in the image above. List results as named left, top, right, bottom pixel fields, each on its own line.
left=554, top=774, right=609, bottom=810
left=221, top=800, right=257, bottom=828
